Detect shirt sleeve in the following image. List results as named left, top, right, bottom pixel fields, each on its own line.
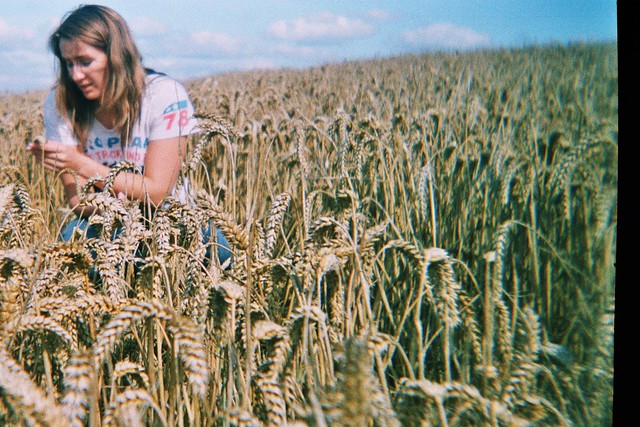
left=43, top=90, right=78, bottom=146
left=146, top=77, right=199, bottom=141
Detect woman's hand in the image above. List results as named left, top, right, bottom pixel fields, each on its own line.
left=27, top=139, right=84, bottom=173
left=26, top=136, right=186, bottom=207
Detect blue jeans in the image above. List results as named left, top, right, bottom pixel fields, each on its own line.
left=60, top=217, right=233, bottom=266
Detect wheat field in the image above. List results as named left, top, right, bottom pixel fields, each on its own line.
left=0, top=42, right=617, bottom=426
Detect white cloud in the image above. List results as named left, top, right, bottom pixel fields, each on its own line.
left=0, top=49, right=53, bottom=92
left=143, top=55, right=279, bottom=83
left=367, top=9, right=393, bottom=21
left=0, top=17, right=36, bottom=47
left=234, top=57, right=278, bottom=71
left=268, top=12, right=374, bottom=42
left=404, top=23, right=490, bottom=50
left=1, top=49, right=49, bottom=65
left=130, top=16, right=167, bottom=37
left=271, top=43, right=321, bottom=58
left=189, top=31, right=241, bottom=55
left=146, top=57, right=178, bottom=70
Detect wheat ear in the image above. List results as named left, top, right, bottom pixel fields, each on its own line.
left=102, top=388, right=167, bottom=427
left=61, top=351, right=94, bottom=427
left=264, top=192, right=291, bottom=259
left=0, top=345, right=69, bottom=427
left=251, top=320, right=290, bottom=425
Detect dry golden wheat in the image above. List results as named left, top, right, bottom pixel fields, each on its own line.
left=61, top=350, right=93, bottom=427
left=0, top=43, right=618, bottom=425
left=0, top=345, right=69, bottom=427
left=102, top=388, right=166, bottom=427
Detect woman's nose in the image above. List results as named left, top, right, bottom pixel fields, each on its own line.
left=70, top=65, right=84, bottom=82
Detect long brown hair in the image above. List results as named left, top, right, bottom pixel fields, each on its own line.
left=49, top=4, right=146, bottom=144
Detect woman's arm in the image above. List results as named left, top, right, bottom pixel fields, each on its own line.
left=104, top=136, right=187, bottom=205
left=28, top=136, right=187, bottom=206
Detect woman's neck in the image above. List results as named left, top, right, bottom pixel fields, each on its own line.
left=95, top=106, right=117, bottom=130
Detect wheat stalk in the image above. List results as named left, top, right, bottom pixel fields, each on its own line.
left=0, top=43, right=619, bottom=426
left=425, top=249, right=461, bottom=382
left=195, top=189, right=248, bottom=250
left=326, top=336, right=399, bottom=427
left=491, top=223, right=514, bottom=374
left=250, top=320, right=290, bottom=425
left=167, top=319, right=209, bottom=399
left=188, top=111, right=242, bottom=172
left=87, top=238, right=128, bottom=304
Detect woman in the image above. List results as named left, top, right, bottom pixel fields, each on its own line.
left=27, top=4, right=231, bottom=265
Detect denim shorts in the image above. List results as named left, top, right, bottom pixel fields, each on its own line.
left=60, top=216, right=233, bottom=266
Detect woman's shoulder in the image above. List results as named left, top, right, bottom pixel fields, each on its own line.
left=43, top=87, right=62, bottom=116
left=142, top=72, right=195, bottom=123
left=145, top=72, right=188, bottom=93
left=44, top=88, right=57, bottom=108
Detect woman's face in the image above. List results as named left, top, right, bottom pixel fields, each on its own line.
left=59, top=38, right=109, bottom=101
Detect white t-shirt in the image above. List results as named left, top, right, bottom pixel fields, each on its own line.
left=44, top=73, right=198, bottom=173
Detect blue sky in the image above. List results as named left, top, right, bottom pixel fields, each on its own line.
left=0, top=0, right=618, bottom=93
